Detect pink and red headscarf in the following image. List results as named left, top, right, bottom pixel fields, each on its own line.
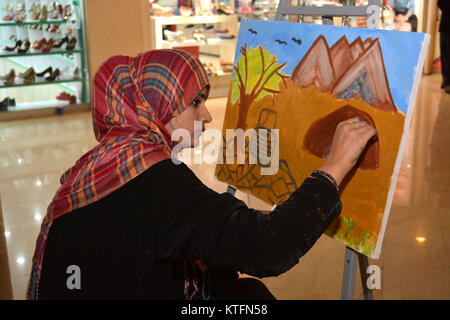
left=27, top=49, right=210, bottom=299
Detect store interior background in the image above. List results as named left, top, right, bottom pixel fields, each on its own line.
left=0, top=0, right=449, bottom=299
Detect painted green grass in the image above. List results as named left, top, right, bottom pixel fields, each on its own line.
left=335, top=216, right=374, bottom=256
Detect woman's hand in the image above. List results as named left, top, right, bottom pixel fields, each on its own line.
left=319, top=117, right=378, bottom=187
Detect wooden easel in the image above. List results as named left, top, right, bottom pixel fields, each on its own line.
left=226, top=0, right=382, bottom=300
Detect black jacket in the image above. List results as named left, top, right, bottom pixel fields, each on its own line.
left=38, top=159, right=341, bottom=299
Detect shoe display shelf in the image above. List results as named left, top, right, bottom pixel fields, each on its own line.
left=150, top=14, right=238, bottom=59
left=0, top=0, right=89, bottom=119
left=149, top=14, right=238, bottom=97
left=243, top=0, right=279, bottom=21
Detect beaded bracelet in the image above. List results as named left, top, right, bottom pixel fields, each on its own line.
left=311, top=170, right=339, bottom=192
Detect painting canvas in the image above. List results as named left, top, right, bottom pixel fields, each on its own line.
left=214, top=19, right=430, bottom=259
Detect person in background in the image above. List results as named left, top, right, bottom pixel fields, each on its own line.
left=438, top=0, right=450, bottom=94
left=388, top=0, right=417, bottom=32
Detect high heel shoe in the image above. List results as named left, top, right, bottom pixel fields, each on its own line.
left=0, top=69, right=15, bottom=80
left=3, top=3, right=15, bottom=21
left=18, top=40, right=31, bottom=54
left=14, top=3, right=26, bottom=22
left=73, top=67, right=80, bottom=80
left=63, top=4, right=73, bottom=20
left=21, top=68, right=36, bottom=84
left=32, top=38, right=47, bottom=50
left=46, top=68, right=60, bottom=81
left=3, top=13, right=15, bottom=21
left=48, top=24, right=60, bottom=33
left=49, top=2, right=61, bottom=19
left=41, top=38, right=55, bottom=52
left=3, top=69, right=16, bottom=85
left=5, top=40, right=22, bottom=52
left=36, top=67, right=53, bottom=77
left=40, top=5, right=48, bottom=21
left=65, top=37, right=77, bottom=50
left=53, top=36, right=69, bottom=48
left=24, top=74, right=36, bottom=84
left=18, top=67, right=36, bottom=79
left=29, top=2, right=41, bottom=20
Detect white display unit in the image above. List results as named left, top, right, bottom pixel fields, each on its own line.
left=149, top=14, right=239, bottom=64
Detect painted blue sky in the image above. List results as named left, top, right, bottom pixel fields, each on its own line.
left=234, top=19, right=427, bottom=114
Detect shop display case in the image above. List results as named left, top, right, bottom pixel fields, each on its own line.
left=249, top=0, right=279, bottom=21
left=0, top=0, right=89, bottom=116
left=149, top=14, right=238, bottom=65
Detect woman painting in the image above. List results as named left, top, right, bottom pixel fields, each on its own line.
left=27, top=49, right=377, bottom=300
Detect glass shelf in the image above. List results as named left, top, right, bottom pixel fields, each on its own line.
left=0, top=50, right=83, bottom=58
left=0, top=20, right=68, bottom=27
left=1, top=78, right=83, bottom=89
left=0, top=0, right=89, bottom=115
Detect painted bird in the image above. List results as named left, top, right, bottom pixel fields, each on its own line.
left=291, top=37, right=302, bottom=45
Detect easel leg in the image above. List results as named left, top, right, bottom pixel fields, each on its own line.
left=341, top=247, right=374, bottom=300
left=358, top=252, right=374, bottom=300
left=341, top=247, right=358, bottom=300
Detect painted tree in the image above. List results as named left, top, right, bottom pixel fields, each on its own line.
left=231, top=44, right=289, bottom=129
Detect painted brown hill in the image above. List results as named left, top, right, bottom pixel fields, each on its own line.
left=303, top=105, right=380, bottom=170
left=363, top=37, right=374, bottom=49
left=330, top=36, right=355, bottom=81
left=350, top=37, right=364, bottom=60
left=291, top=35, right=336, bottom=92
left=291, top=35, right=398, bottom=113
left=332, top=38, right=397, bottom=112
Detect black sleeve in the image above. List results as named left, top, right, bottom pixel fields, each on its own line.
left=151, top=160, right=342, bottom=278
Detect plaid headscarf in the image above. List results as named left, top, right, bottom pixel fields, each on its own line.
left=27, top=49, right=210, bottom=299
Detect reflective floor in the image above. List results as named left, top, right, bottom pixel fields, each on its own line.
left=0, top=74, right=449, bottom=300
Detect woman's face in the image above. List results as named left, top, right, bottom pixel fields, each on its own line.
left=165, top=87, right=212, bottom=148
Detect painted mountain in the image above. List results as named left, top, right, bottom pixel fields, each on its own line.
left=292, top=35, right=398, bottom=113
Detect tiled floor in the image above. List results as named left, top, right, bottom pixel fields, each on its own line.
left=0, top=74, right=449, bottom=300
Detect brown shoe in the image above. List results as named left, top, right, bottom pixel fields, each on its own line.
left=23, top=69, right=36, bottom=84
left=19, top=67, right=36, bottom=79
left=3, top=69, right=15, bottom=85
